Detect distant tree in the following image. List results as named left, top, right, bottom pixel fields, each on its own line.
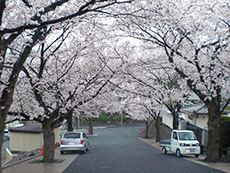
left=118, top=45, right=189, bottom=129
left=126, top=95, right=164, bottom=141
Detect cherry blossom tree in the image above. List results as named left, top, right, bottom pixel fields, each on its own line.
left=76, top=96, right=109, bottom=134
left=0, top=0, right=133, bottom=167
left=125, top=95, right=164, bottom=141
left=11, top=34, right=117, bottom=162
left=121, top=0, right=230, bottom=161
left=11, top=15, right=132, bottom=162
left=115, top=44, right=189, bottom=129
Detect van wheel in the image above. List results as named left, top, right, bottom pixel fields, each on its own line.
left=195, top=154, right=199, bottom=158
left=176, top=149, right=181, bottom=157
left=162, top=147, right=167, bottom=154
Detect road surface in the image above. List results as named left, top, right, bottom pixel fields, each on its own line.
left=63, top=125, right=224, bottom=173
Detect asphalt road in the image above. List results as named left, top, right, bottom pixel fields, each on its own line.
left=63, top=125, right=224, bottom=173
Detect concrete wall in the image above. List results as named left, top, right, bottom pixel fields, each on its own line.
left=162, top=113, right=173, bottom=129
left=10, top=126, right=60, bottom=152
left=10, top=133, right=42, bottom=152
left=184, top=113, right=208, bottom=129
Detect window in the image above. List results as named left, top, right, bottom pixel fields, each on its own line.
left=178, top=132, right=197, bottom=140
left=64, top=133, right=80, bottom=138
left=173, top=132, right=178, bottom=140
left=188, top=114, right=194, bottom=120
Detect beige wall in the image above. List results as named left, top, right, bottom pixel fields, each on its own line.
left=10, top=133, right=43, bottom=152
left=184, top=113, right=208, bottom=129
left=195, top=114, right=208, bottom=128
left=162, top=113, right=173, bottom=129
left=10, top=126, right=60, bottom=152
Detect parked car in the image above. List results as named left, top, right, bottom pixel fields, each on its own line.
left=4, top=129, right=10, bottom=140
left=159, top=130, right=200, bottom=157
left=60, top=131, right=90, bottom=154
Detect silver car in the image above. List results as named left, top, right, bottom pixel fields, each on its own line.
left=60, top=131, right=90, bottom=154
left=4, top=129, right=10, bottom=140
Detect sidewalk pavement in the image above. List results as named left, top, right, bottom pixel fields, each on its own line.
left=139, top=138, right=230, bottom=173
left=2, top=148, right=78, bottom=173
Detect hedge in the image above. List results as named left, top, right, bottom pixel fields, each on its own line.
left=112, top=114, right=127, bottom=121
left=219, top=116, right=230, bottom=149
left=92, top=114, right=127, bottom=122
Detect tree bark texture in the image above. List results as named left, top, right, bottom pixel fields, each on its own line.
left=145, top=121, right=150, bottom=138
left=0, top=114, right=6, bottom=173
left=205, top=98, right=221, bottom=162
left=155, top=116, right=160, bottom=142
left=66, top=110, right=73, bottom=131
left=88, top=118, right=93, bottom=135
left=172, top=112, right=178, bottom=130
left=42, top=122, right=55, bottom=162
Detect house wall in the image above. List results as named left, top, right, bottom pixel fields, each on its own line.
left=10, top=126, right=61, bottom=152
left=162, top=113, right=173, bottom=129
left=162, top=112, right=187, bottom=129
left=195, top=114, right=208, bottom=128
left=10, top=133, right=43, bottom=152
left=184, top=113, right=208, bottom=129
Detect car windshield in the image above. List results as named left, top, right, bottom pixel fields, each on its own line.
left=178, top=132, right=197, bottom=140
left=64, top=133, right=80, bottom=139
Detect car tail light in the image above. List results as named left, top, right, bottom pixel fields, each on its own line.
left=61, top=140, right=63, bottom=145
left=80, top=140, right=84, bottom=144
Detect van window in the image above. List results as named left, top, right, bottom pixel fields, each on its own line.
left=173, top=132, right=178, bottom=140
left=178, top=132, right=197, bottom=140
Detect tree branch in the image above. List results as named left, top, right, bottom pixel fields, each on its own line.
left=0, top=0, right=133, bottom=35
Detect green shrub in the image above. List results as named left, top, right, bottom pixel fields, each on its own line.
left=91, top=114, right=127, bottom=122
left=112, top=114, right=127, bottom=121
left=92, top=115, right=110, bottom=122
left=219, top=116, right=230, bottom=148
left=225, top=106, right=230, bottom=111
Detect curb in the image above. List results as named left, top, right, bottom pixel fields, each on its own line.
left=138, top=137, right=230, bottom=173
left=2, top=153, right=42, bottom=170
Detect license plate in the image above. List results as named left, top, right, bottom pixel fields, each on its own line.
left=185, top=149, right=190, bottom=153
left=69, top=142, right=75, bottom=145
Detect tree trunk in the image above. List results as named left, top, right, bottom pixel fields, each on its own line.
left=110, top=115, right=113, bottom=124
left=172, top=112, right=178, bottom=129
left=0, top=114, right=6, bottom=173
left=42, top=121, right=55, bottom=163
left=0, top=102, right=10, bottom=173
left=66, top=110, right=73, bottom=131
left=155, top=116, right=160, bottom=142
left=145, top=121, right=150, bottom=138
left=205, top=98, right=221, bottom=162
left=88, top=118, right=93, bottom=135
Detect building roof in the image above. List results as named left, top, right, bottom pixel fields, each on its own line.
left=181, top=104, right=208, bottom=114
left=186, top=92, right=200, bottom=101
left=10, top=123, right=42, bottom=133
